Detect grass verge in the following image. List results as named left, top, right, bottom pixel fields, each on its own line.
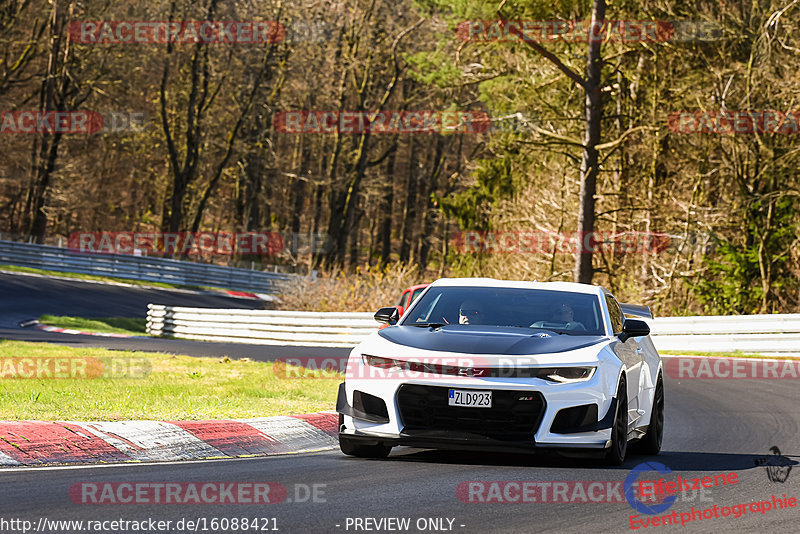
left=0, top=340, right=340, bottom=420
left=39, top=315, right=148, bottom=336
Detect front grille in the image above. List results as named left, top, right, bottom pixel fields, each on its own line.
left=396, top=385, right=545, bottom=441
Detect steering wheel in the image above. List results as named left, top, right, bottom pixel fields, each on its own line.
left=530, top=320, right=586, bottom=332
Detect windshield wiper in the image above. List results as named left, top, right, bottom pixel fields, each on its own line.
left=524, top=326, right=567, bottom=335
left=407, top=322, right=447, bottom=328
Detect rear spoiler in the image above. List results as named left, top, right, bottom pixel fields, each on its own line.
left=619, top=303, right=653, bottom=320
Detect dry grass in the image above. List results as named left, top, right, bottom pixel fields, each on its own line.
left=274, top=262, right=427, bottom=312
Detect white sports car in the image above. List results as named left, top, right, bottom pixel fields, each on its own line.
left=336, top=278, right=663, bottom=465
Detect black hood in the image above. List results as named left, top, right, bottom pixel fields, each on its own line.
left=378, top=325, right=606, bottom=355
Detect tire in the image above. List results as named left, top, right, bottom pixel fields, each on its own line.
left=339, top=434, right=392, bottom=458
left=338, top=414, right=392, bottom=458
left=604, top=376, right=628, bottom=466
left=632, top=372, right=664, bottom=455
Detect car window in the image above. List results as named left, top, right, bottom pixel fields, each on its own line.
left=401, top=286, right=605, bottom=336
left=395, top=290, right=409, bottom=307
left=410, top=287, right=426, bottom=304
left=605, top=295, right=624, bottom=334
left=413, top=292, right=441, bottom=323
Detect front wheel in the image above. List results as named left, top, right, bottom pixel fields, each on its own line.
left=338, top=414, right=392, bottom=458
left=339, top=434, right=392, bottom=458
left=604, top=376, right=628, bottom=466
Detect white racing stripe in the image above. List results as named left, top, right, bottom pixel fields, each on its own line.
left=0, top=450, right=20, bottom=466
left=73, top=421, right=224, bottom=462
left=239, top=417, right=338, bottom=452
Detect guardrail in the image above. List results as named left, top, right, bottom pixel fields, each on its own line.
left=648, top=314, right=800, bottom=354
left=0, top=239, right=293, bottom=294
left=146, top=305, right=800, bottom=354
left=147, top=305, right=375, bottom=347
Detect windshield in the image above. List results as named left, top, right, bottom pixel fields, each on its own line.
left=400, top=286, right=606, bottom=336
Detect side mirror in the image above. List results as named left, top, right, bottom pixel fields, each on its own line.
left=619, top=319, right=650, bottom=342
left=374, top=306, right=400, bottom=325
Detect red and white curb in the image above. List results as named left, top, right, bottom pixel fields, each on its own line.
left=0, top=412, right=338, bottom=467
left=221, top=290, right=276, bottom=302
left=35, top=324, right=145, bottom=338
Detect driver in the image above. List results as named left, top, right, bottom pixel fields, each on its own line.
left=553, top=303, right=586, bottom=331
left=554, top=303, right=575, bottom=323
left=458, top=300, right=484, bottom=325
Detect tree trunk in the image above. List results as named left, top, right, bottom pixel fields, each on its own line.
left=573, top=0, right=606, bottom=284
left=347, top=201, right=361, bottom=269
left=399, top=137, right=418, bottom=263
left=311, top=184, right=324, bottom=265
left=417, top=135, right=446, bottom=269
left=379, top=147, right=396, bottom=266
left=25, top=0, right=71, bottom=243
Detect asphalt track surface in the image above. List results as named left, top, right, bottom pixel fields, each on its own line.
left=0, top=272, right=350, bottom=361
left=1, top=374, right=798, bottom=532
left=1, top=272, right=798, bottom=532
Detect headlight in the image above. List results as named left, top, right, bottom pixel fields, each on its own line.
left=362, top=354, right=404, bottom=372
left=361, top=354, right=457, bottom=375
left=538, top=367, right=596, bottom=383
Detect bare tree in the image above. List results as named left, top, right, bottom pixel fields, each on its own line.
left=497, top=0, right=606, bottom=283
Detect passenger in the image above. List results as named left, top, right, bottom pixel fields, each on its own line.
left=458, top=300, right=484, bottom=325
left=553, top=303, right=586, bottom=331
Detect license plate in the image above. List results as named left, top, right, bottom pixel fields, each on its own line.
left=448, top=389, right=492, bottom=408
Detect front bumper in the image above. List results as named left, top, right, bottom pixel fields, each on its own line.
left=339, top=429, right=611, bottom=454
left=336, top=379, right=616, bottom=451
